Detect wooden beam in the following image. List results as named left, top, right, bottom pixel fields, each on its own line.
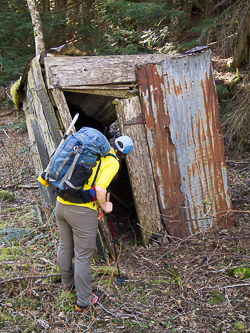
left=44, top=54, right=169, bottom=89
left=52, top=88, right=75, bottom=133
left=116, top=96, right=163, bottom=245
left=98, top=212, right=115, bottom=261
left=63, top=88, right=130, bottom=98
left=23, top=76, right=56, bottom=207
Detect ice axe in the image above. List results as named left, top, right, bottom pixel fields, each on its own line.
left=106, top=189, right=124, bottom=285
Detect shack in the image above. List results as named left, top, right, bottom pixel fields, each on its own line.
left=21, top=47, right=234, bottom=247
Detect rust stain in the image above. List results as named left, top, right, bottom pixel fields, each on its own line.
left=184, top=77, right=188, bottom=92
left=201, top=65, right=234, bottom=227
left=136, top=51, right=234, bottom=238
left=164, top=72, right=171, bottom=95
left=172, top=78, right=183, bottom=96
left=136, top=63, right=189, bottom=238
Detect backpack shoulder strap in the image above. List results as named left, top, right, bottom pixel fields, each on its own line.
left=106, top=153, right=119, bottom=161
left=91, top=159, right=101, bottom=187
left=90, top=153, right=118, bottom=188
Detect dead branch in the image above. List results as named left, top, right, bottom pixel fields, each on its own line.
left=0, top=110, right=15, bottom=117
left=211, top=0, right=229, bottom=14
left=199, top=283, right=250, bottom=291
left=0, top=273, right=61, bottom=285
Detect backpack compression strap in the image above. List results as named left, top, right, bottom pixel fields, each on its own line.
left=58, top=147, right=84, bottom=189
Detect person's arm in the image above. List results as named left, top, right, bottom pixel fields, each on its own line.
left=96, top=185, right=113, bottom=213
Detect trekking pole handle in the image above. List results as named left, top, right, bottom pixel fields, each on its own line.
left=62, top=113, right=79, bottom=140
left=47, top=113, right=79, bottom=161
left=106, top=189, right=111, bottom=203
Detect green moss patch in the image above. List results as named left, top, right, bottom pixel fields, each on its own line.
left=208, top=291, right=226, bottom=304
left=0, top=190, right=14, bottom=201
left=227, top=265, right=250, bottom=280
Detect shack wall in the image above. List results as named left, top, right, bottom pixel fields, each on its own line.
left=137, top=49, right=234, bottom=236
left=22, top=56, right=62, bottom=206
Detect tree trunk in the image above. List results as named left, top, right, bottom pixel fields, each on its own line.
left=40, top=0, right=50, bottom=13
left=183, top=0, right=193, bottom=29
left=232, top=8, right=250, bottom=68
left=26, top=0, right=46, bottom=55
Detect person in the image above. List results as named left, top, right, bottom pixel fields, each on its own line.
left=55, top=134, right=133, bottom=312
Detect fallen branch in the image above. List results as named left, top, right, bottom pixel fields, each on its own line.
left=0, top=266, right=123, bottom=285
left=0, top=273, right=60, bottom=285
left=199, top=283, right=250, bottom=291
left=0, top=110, right=15, bottom=117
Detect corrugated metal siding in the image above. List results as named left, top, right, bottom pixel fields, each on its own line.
left=137, top=49, right=234, bottom=237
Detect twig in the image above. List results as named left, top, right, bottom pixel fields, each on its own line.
left=3, top=129, right=10, bottom=138
left=82, top=318, right=97, bottom=333
left=128, top=210, right=136, bottom=246
left=224, top=289, right=233, bottom=308
left=141, top=256, right=160, bottom=267
left=226, top=159, right=250, bottom=164
left=0, top=110, right=15, bottom=117
left=187, top=257, right=223, bottom=283
left=199, top=283, right=250, bottom=291
left=205, top=261, right=232, bottom=274
left=97, top=302, right=120, bottom=319
left=224, top=283, right=250, bottom=289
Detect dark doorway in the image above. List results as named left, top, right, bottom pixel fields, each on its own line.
left=64, top=91, right=141, bottom=247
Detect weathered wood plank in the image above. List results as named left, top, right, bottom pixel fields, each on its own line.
left=44, top=54, right=169, bottom=89
left=98, top=212, right=115, bottom=262
left=116, top=96, right=163, bottom=245
left=63, top=85, right=134, bottom=90
left=52, top=88, right=75, bottom=133
left=26, top=60, right=56, bottom=161
left=23, top=93, right=44, bottom=175
left=30, top=57, right=62, bottom=148
left=23, top=86, right=55, bottom=207
left=63, top=88, right=130, bottom=98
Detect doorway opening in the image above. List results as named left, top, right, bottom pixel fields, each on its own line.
left=64, top=91, right=141, bottom=247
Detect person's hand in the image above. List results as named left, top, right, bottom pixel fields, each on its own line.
left=103, top=202, right=113, bottom=214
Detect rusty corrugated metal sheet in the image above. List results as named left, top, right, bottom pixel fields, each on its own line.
left=137, top=49, right=234, bottom=237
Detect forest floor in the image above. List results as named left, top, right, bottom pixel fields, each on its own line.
left=0, top=54, right=250, bottom=333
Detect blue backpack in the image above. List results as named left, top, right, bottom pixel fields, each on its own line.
left=44, top=127, right=111, bottom=199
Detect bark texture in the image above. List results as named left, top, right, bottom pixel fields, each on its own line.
left=232, top=8, right=250, bottom=68
left=27, top=0, right=46, bottom=55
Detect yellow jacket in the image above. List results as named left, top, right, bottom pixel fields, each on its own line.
left=57, top=148, right=119, bottom=210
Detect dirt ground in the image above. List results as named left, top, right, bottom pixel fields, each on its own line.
left=0, top=61, right=250, bottom=333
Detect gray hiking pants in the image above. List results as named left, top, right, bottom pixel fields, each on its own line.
left=56, top=201, right=98, bottom=307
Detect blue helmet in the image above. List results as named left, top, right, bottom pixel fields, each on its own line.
left=115, top=135, right=133, bottom=155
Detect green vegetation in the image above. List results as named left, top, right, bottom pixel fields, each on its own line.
left=0, top=246, right=20, bottom=261
left=55, top=291, right=77, bottom=313
left=0, top=313, right=12, bottom=329
left=208, top=291, right=226, bottom=304
left=227, top=265, right=250, bottom=280
left=0, top=190, right=14, bottom=201
left=0, top=0, right=34, bottom=85
left=0, top=116, right=27, bottom=133
left=10, top=78, right=22, bottom=110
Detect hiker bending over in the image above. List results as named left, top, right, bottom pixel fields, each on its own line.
left=55, top=135, right=133, bottom=312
